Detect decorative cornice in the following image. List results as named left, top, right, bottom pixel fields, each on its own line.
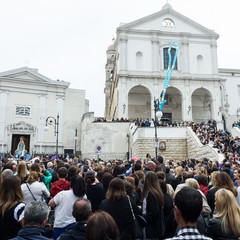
left=0, top=89, right=10, bottom=94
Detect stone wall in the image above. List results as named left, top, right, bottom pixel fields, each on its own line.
left=130, top=126, right=188, bottom=160
left=132, top=137, right=187, bottom=161
left=80, top=114, right=222, bottom=162
left=80, top=113, right=130, bottom=160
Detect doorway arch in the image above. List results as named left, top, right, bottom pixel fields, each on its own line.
left=191, top=88, right=213, bottom=122
left=128, top=85, right=151, bottom=119
left=163, top=87, right=183, bottom=122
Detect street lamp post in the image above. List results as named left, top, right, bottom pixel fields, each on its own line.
left=45, top=113, right=59, bottom=156
left=154, top=98, right=163, bottom=160
left=74, top=128, right=78, bottom=156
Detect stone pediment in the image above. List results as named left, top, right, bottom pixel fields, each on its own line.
left=0, top=67, right=53, bottom=83
left=0, top=67, right=70, bottom=88
left=117, top=3, right=219, bottom=38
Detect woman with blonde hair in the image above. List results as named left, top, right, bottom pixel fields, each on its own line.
left=16, top=161, right=29, bottom=184
left=171, top=166, right=183, bottom=190
left=205, top=188, right=240, bottom=239
left=185, top=178, right=200, bottom=189
left=21, top=171, right=50, bottom=204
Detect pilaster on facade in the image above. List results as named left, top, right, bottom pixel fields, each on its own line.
left=181, top=37, right=189, bottom=73
left=118, top=33, right=128, bottom=72
left=210, top=39, right=218, bottom=75
left=119, top=80, right=128, bottom=118
left=38, top=94, right=47, bottom=152
left=0, top=90, right=9, bottom=148
left=181, top=91, right=192, bottom=121
left=151, top=35, right=160, bottom=72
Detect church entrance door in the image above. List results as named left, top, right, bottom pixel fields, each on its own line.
left=11, top=134, right=30, bottom=155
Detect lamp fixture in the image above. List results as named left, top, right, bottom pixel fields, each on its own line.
left=156, top=111, right=163, bottom=119
left=123, top=104, right=126, bottom=114
left=45, top=113, right=59, bottom=156
left=218, top=106, right=223, bottom=115
left=237, top=108, right=240, bottom=117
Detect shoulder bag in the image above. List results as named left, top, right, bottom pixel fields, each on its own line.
left=127, top=195, right=146, bottom=240
left=26, top=183, right=37, bottom=201
left=26, top=183, right=54, bottom=227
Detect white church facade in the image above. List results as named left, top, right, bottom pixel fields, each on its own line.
left=0, top=67, right=88, bottom=157
left=80, top=3, right=240, bottom=161
left=104, top=3, right=239, bottom=130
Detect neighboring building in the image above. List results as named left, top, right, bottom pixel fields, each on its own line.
left=104, top=3, right=239, bottom=130
left=0, top=67, right=88, bottom=157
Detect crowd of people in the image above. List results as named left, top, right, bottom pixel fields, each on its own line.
left=232, top=120, right=240, bottom=128
left=192, top=120, right=240, bottom=160
left=93, top=116, right=193, bottom=128
left=1, top=119, right=240, bottom=239
left=0, top=151, right=240, bottom=239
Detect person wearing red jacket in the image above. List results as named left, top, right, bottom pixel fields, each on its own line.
left=50, top=167, right=70, bottom=198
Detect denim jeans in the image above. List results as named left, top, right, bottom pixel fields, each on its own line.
left=53, top=222, right=75, bottom=240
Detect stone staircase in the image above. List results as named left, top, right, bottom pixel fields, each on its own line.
left=131, top=126, right=223, bottom=162
left=186, top=127, right=222, bottom=162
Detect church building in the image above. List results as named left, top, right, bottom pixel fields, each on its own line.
left=0, top=67, right=88, bottom=157
left=104, top=3, right=239, bottom=130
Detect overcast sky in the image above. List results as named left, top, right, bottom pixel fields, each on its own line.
left=0, top=0, right=239, bottom=116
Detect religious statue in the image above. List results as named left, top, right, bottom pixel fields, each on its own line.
left=15, top=136, right=27, bottom=158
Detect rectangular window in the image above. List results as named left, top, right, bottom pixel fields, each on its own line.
left=163, top=48, right=178, bottom=70
left=16, top=106, right=31, bottom=116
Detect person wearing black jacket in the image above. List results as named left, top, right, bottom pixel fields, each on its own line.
left=99, top=177, right=141, bottom=240
left=10, top=201, right=52, bottom=240
left=59, top=198, right=92, bottom=240
left=142, top=171, right=165, bottom=239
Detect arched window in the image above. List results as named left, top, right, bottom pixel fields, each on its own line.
left=197, top=55, right=203, bottom=73
left=163, top=47, right=177, bottom=70
left=162, top=18, right=175, bottom=28
left=136, top=51, right=143, bottom=70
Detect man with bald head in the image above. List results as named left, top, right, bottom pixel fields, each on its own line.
left=59, top=198, right=92, bottom=240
